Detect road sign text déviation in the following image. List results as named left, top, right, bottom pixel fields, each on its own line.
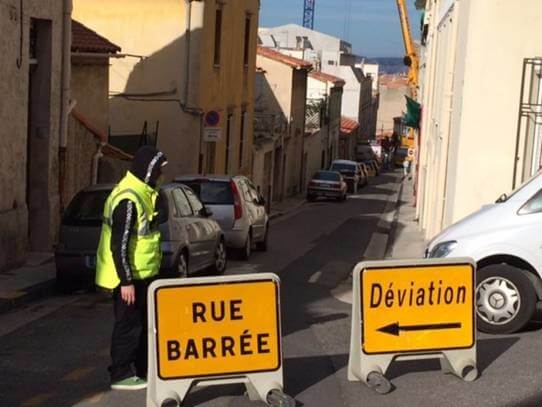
left=369, top=280, right=468, bottom=308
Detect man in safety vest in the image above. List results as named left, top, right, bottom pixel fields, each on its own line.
left=96, top=145, right=167, bottom=390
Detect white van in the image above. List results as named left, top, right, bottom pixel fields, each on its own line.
left=426, top=171, right=542, bottom=334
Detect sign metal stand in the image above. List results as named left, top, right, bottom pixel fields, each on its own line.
left=348, top=258, right=478, bottom=394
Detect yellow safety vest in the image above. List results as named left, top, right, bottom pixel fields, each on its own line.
left=95, top=171, right=162, bottom=289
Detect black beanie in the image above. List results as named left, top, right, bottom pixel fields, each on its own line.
left=130, top=146, right=167, bottom=186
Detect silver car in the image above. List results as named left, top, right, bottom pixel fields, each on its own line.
left=175, top=175, right=269, bottom=260
left=55, top=183, right=226, bottom=291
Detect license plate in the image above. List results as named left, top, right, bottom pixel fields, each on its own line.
left=85, top=256, right=97, bottom=268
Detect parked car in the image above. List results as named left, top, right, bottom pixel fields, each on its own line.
left=174, top=175, right=269, bottom=260
left=55, top=183, right=226, bottom=291
left=329, top=159, right=361, bottom=193
left=363, top=161, right=377, bottom=177
left=307, top=171, right=348, bottom=202
left=426, top=170, right=542, bottom=334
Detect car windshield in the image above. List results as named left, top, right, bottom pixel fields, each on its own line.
left=330, top=163, right=356, bottom=172
left=314, top=171, right=341, bottom=181
left=63, top=190, right=110, bottom=226
left=181, top=180, right=234, bottom=205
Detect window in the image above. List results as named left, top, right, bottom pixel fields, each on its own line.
left=172, top=188, right=193, bottom=217
left=519, top=188, right=542, bottom=215
left=181, top=180, right=234, bottom=205
left=62, top=190, right=110, bottom=226
left=239, top=111, right=246, bottom=170
left=184, top=187, right=204, bottom=214
left=243, top=15, right=251, bottom=66
left=314, top=171, right=341, bottom=182
left=213, top=8, right=223, bottom=66
left=328, top=60, right=335, bottom=66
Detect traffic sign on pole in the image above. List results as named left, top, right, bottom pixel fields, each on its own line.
left=348, top=258, right=478, bottom=394
left=203, top=110, right=222, bottom=142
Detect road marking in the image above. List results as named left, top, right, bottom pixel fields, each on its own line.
left=21, top=393, right=54, bottom=407
left=61, top=366, right=96, bottom=382
left=308, top=271, right=322, bottom=284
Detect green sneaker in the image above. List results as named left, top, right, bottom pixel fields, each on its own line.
left=111, top=376, right=147, bottom=390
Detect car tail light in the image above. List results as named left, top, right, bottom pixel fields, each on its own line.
left=230, top=181, right=243, bottom=220
left=309, top=181, right=318, bottom=188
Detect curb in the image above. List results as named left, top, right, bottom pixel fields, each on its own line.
left=384, top=178, right=406, bottom=258
left=269, top=199, right=306, bottom=222
left=361, top=172, right=404, bottom=261
left=0, top=278, right=56, bottom=315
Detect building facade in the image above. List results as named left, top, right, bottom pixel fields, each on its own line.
left=255, top=47, right=311, bottom=198
left=0, top=0, right=71, bottom=270
left=417, top=0, right=542, bottom=239
left=259, top=24, right=377, bottom=142
left=73, top=0, right=259, bottom=179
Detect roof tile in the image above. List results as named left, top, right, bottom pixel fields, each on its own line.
left=309, top=71, right=345, bottom=86
left=257, top=46, right=312, bottom=70
left=340, top=117, right=360, bottom=135
left=72, top=20, right=121, bottom=54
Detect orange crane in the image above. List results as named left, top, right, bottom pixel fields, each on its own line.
left=396, top=0, right=419, bottom=99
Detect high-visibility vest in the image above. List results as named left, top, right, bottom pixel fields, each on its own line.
left=95, top=171, right=162, bottom=289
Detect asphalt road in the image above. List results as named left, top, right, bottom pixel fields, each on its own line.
left=2, top=172, right=542, bottom=407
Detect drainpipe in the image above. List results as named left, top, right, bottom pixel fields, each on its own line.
left=183, top=0, right=205, bottom=172
left=91, top=142, right=106, bottom=185
left=58, top=0, right=72, bottom=211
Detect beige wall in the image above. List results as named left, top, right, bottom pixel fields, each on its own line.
left=418, top=0, right=542, bottom=240
left=63, top=57, right=110, bottom=205
left=0, top=0, right=66, bottom=269
left=73, top=0, right=259, bottom=179
left=256, top=55, right=309, bottom=197
left=377, top=78, right=408, bottom=136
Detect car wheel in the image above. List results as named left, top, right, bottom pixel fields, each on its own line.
left=176, top=252, right=189, bottom=278
left=307, top=194, right=316, bottom=202
left=238, top=232, right=252, bottom=260
left=210, top=239, right=227, bottom=274
left=476, top=264, right=536, bottom=334
left=256, top=225, right=269, bottom=252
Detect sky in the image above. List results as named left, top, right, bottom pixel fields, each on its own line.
left=259, top=0, right=421, bottom=58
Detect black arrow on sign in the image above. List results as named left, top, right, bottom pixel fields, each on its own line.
left=377, top=322, right=462, bottom=336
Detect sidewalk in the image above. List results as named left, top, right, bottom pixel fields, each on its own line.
left=269, top=194, right=306, bottom=220
left=386, top=176, right=426, bottom=259
left=0, top=254, right=56, bottom=314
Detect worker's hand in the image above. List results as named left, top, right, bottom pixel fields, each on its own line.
left=121, top=285, right=136, bottom=305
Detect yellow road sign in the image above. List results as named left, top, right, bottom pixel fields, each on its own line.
left=154, top=279, right=281, bottom=380
left=361, top=263, right=474, bottom=354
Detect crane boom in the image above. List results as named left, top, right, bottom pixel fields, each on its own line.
left=396, top=0, right=419, bottom=97
left=303, top=0, right=316, bottom=29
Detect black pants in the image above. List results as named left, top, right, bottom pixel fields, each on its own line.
left=109, top=279, right=151, bottom=383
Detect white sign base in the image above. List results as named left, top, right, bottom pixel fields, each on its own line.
left=347, top=259, right=478, bottom=394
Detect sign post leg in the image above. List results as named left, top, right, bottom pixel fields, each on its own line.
left=442, top=349, right=478, bottom=382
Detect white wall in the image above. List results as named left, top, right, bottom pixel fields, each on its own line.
left=418, top=0, right=542, bottom=239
